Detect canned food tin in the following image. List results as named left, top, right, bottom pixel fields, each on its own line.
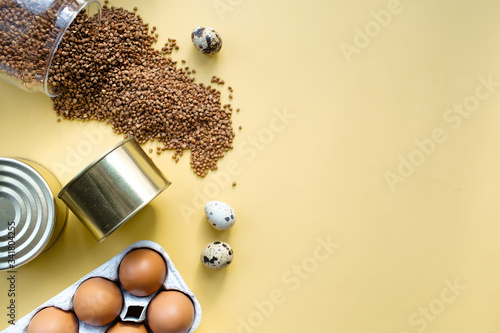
left=0, top=158, right=68, bottom=270
left=58, top=138, right=171, bottom=242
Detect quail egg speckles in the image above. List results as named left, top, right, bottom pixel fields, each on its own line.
left=201, top=241, right=233, bottom=270
left=191, top=26, right=222, bottom=54
left=205, top=201, right=236, bottom=230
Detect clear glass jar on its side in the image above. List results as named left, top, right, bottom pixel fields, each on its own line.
left=0, top=0, right=101, bottom=97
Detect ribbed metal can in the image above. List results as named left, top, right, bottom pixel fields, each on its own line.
left=0, top=158, right=68, bottom=270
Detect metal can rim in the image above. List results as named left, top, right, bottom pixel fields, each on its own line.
left=0, top=157, right=67, bottom=270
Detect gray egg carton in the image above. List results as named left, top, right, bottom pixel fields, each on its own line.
left=2, top=240, right=201, bottom=332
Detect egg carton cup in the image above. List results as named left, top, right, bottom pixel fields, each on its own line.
left=2, top=240, right=201, bottom=333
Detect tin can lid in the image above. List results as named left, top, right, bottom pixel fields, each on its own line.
left=0, top=158, right=56, bottom=270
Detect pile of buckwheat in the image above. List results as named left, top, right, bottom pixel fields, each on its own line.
left=49, top=4, right=235, bottom=177
left=0, top=0, right=68, bottom=89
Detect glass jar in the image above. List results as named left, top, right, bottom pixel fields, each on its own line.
left=0, top=0, right=101, bottom=96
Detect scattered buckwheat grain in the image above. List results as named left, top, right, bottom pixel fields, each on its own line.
left=48, top=6, right=236, bottom=177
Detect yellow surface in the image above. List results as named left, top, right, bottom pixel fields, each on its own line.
left=2, top=0, right=500, bottom=332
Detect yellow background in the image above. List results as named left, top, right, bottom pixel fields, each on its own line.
left=2, top=0, right=500, bottom=332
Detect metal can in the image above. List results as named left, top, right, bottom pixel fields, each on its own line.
left=0, top=158, right=68, bottom=270
left=58, top=138, right=171, bottom=242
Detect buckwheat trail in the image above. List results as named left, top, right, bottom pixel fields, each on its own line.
left=49, top=5, right=235, bottom=177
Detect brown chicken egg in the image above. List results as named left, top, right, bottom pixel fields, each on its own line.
left=73, top=277, right=123, bottom=326
left=27, top=307, right=79, bottom=333
left=107, top=321, right=149, bottom=332
left=119, top=248, right=167, bottom=297
left=146, top=290, right=195, bottom=333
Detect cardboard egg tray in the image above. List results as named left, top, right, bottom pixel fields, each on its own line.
left=3, top=240, right=202, bottom=332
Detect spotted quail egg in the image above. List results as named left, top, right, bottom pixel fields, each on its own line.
left=205, top=201, right=236, bottom=231
left=200, top=241, right=233, bottom=270
left=191, top=26, right=222, bottom=54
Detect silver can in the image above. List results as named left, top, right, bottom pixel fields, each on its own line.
left=0, top=158, right=68, bottom=270
left=58, top=138, right=171, bottom=241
